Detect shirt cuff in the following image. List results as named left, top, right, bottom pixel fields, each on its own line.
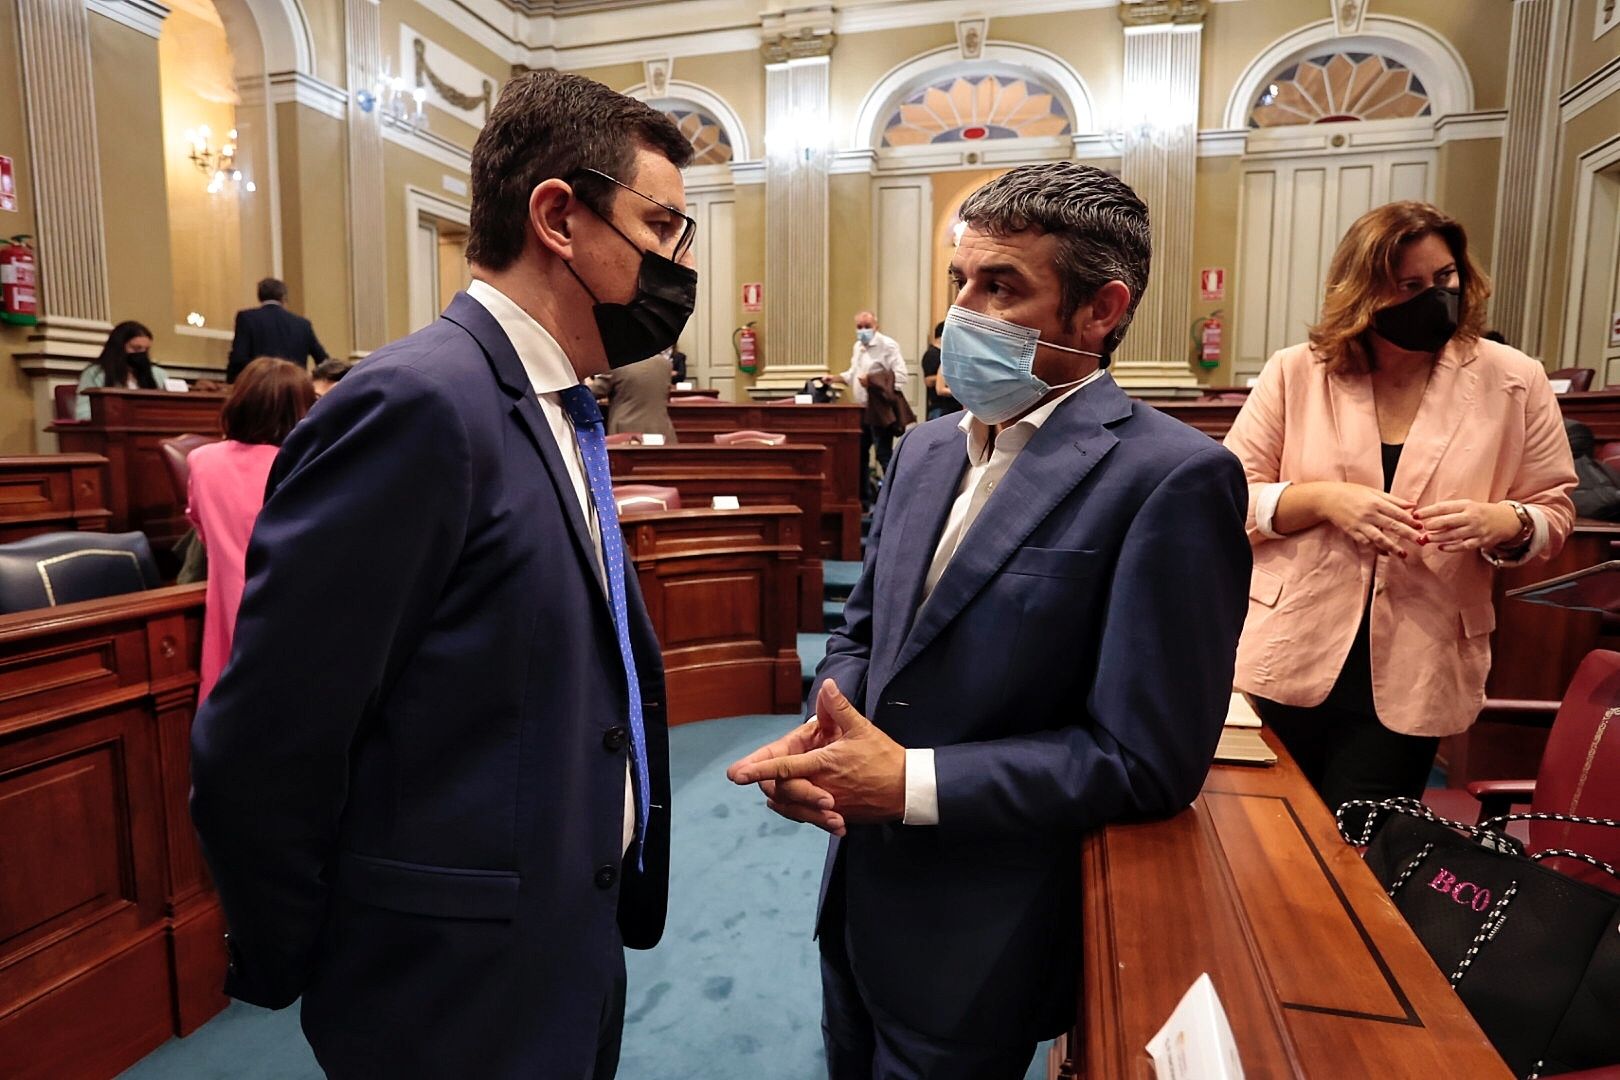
left=1484, top=504, right=1549, bottom=567
left=902, top=748, right=939, bottom=826
left=1254, top=481, right=1292, bottom=539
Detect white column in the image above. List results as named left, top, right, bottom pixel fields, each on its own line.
left=344, top=0, right=388, bottom=355
left=1491, top=0, right=1568, bottom=354
left=10, top=0, right=141, bottom=450
left=1113, top=8, right=1203, bottom=388
left=753, top=41, right=832, bottom=398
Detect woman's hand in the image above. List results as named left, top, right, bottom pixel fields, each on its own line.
left=1415, top=500, right=1523, bottom=553
left=1293, top=481, right=1422, bottom=558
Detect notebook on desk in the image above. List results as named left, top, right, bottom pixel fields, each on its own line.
left=1214, top=693, right=1277, bottom=765
left=1505, top=559, right=1620, bottom=614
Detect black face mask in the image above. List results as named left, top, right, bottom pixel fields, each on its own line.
left=566, top=215, right=697, bottom=369
left=1372, top=285, right=1460, bottom=354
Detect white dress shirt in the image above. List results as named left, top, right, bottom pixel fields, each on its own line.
left=903, top=370, right=1108, bottom=826
left=467, top=279, right=635, bottom=854
left=843, top=331, right=909, bottom=406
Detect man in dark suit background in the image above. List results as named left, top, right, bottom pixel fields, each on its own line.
left=190, top=71, right=698, bottom=1078
left=226, top=277, right=329, bottom=381
left=729, top=162, right=1252, bottom=1078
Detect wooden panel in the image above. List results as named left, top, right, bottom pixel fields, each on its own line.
left=610, top=444, right=827, bottom=632
left=668, top=402, right=863, bottom=560
left=1069, top=730, right=1511, bottom=1079
left=0, top=455, right=112, bottom=541
left=1138, top=399, right=1244, bottom=439
left=622, top=507, right=801, bottom=724
left=52, top=389, right=225, bottom=551
left=0, top=584, right=222, bottom=1078
left=1558, top=390, right=1620, bottom=441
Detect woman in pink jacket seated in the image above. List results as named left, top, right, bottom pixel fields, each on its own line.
left=1224, top=202, right=1577, bottom=812
left=188, top=357, right=316, bottom=702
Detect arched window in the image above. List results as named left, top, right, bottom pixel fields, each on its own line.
left=648, top=99, right=734, bottom=165
left=1248, top=51, right=1432, bottom=129
left=880, top=70, right=1072, bottom=148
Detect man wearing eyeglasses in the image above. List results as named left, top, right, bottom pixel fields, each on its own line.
left=190, top=71, right=696, bottom=1079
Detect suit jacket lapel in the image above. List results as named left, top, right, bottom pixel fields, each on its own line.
left=889, top=379, right=1124, bottom=678
left=1328, top=366, right=1384, bottom=490
left=875, top=428, right=968, bottom=669
left=1390, top=341, right=1478, bottom=504
left=441, top=292, right=604, bottom=593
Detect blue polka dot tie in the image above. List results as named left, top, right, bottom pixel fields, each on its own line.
left=558, top=383, right=650, bottom=865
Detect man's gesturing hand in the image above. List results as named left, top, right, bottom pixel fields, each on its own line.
left=726, top=682, right=907, bottom=830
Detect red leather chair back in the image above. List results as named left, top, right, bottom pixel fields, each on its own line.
left=612, top=484, right=681, bottom=515
left=1529, top=650, right=1620, bottom=892
left=714, top=430, right=787, bottom=447
left=604, top=432, right=643, bottom=447
left=159, top=433, right=220, bottom=505
left=53, top=384, right=79, bottom=421
left=1549, top=367, right=1595, bottom=393
left=1594, top=442, right=1620, bottom=472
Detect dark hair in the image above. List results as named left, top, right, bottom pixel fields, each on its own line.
left=221, top=358, right=314, bottom=445
left=933, top=321, right=945, bottom=339
left=312, top=358, right=354, bottom=383
left=466, top=71, right=693, bottom=271
left=1484, top=330, right=1508, bottom=346
left=95, top=320, right=157, bottom=390
left=957, top=162, right=1152, bottom=359
left=257, top=278, right=287, bottom=303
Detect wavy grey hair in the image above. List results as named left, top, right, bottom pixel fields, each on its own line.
left=957, top=162, right=1151, bottom=359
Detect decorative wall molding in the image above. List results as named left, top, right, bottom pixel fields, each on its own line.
left=833, top=0, right=1114, bottom=35
left=1222, top=16, right=1476, bottom=130
left=346, top=0, right=389, bottom=354
left=85, top=0, right=169, bottom=39
left=644, top=57, right=672, bottom=98
left=624, top=78, right=752, bottom=162
left=545, top=26, right=763, bottom=70
left=955, top=17, right=987, bottom=60
left=1118, top=0, right=1207, bottom=30
left=265, top=71, right=349, bottom=120
left=1433, top=108, right=1508, bottom=142
left=1332, top=0, right=1367, bottom=36
left=1561, top=55, right=1620, bottom=123
left=380, top=114, right=473, bottom=173
left=402, top=25, right=501, bottom=125
left=850, top=41, right=1096, bottom=151
left=1558, top=130, right=1620, bottom=370
left=760, top=55, right=830, bottom=391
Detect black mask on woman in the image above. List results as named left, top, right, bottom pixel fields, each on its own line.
left=565, top=211, right=698, bottom=369
left=1372, top=285, right=1460, bottom=354
left=125, top=350, right=159, bottom=389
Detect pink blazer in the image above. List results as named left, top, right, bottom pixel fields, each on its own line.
left=187, top=440, right=281, bottom=703
left=1223, top=339, right=1577, bottom=736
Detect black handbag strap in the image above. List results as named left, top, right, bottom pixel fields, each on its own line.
left=1527, top=848, right=1620, bottom=881
left=1449, top=881, right=1520, bottom=987
left=1336, top=796, right=1488, bottom=846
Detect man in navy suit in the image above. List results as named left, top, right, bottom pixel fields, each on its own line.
left=191, top=72, right=699, bottom=1078
left=730, top=162, right=1252, bottom=1078
left=226, top=277, right=329, bottom=381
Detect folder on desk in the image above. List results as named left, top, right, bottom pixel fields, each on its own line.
left=1214, top=693, right=1277, bottom=765
left=1505, top=559, right=1620, bottom=614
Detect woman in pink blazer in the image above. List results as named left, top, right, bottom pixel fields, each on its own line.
left=188, top=357, right=316, bottom=702
left=1224, top=202, right=1576, bottom=812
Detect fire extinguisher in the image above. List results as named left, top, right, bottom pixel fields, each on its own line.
left=1191, top=310, right=1222, bottom=370
left=733, top=322, right=758, bottom=375
left=0, top=235, right=38, bottom=327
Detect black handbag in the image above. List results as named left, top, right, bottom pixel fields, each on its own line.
left=1338, top=798, right=1620, bottom=1079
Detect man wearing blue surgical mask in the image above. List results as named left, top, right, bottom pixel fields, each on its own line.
left=831, top=310, right=909, bottom=506
left=729, top=161, right=1252, bottom=1078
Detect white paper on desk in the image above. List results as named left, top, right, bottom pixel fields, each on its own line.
left=1245, top=376, right=1260, bottom=388
left=1147, top=973, right=1245, bottom=1080
left=164, top=378, right=189, bottom=392
left=1224, top=692, right=1261, bottom=729
left=1550, top=378, right=1572, bottom=394
left=710, top=495, right=741, bottom=510
left=793, top=393, right=815, bottom=404
left=642, top=433, right=666, bottom=446
left=675, top=381, right=695, bottom=391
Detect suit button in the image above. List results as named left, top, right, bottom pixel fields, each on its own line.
left=603, top=726, right=628, bottom=752
left=595, top=864, right=619, bottom=890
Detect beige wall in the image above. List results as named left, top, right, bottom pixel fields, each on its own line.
left=992, top=8, right=1125, bottom=125
left=275, top=103, right=353, bottom=359
left=382, top=139, right=470, bottom=341
left=730, top=182, right=764, bottom=398
left=1539, top=90, right=1620, bottom=364
left=666, top=50, right=766, bottom=155
left=826, top=172, right=875, bottom=370
left=1565, top=0, right=1620, bottom=91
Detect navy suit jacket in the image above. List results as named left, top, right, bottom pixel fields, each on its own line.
left=811, top=374, right=1250, bottom=1044
left=228, top=302, right=328, bottom=380
left=190, top=292, right=670, bottom=1078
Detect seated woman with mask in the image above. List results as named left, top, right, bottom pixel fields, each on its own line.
left=76, top=320, right=173, bottom=420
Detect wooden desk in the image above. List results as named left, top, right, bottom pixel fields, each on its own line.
left=1067, top=729, right=1509, bottom=1079
left=0, top=584, right=226, bottom=1080
left=1556, top=390, right=1620, bottom=441
left=50, top=389, right=226, bottom=551
left=669, top=401, right=864, bottom=561
left=622, top=506, right=802, bottom=723
left=0, top=454, right=112, bottom=540
left=1139, top=398, right=1244, bottom=440
left=609, top=444, right=827, bottom=632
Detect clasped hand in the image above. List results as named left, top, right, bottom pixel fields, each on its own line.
left=725, top=682, right=907, bottom=836
left=1313, top=482, right=1521, bottom=557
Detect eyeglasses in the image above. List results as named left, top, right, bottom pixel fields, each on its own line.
left=573, top=167, right=697, bottom=262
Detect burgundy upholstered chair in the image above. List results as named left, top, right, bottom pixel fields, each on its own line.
left=714, top=430, right=787, bottom=447
left=611, top=484, right=682, bottom=515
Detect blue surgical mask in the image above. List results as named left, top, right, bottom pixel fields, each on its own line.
left=940, top=305, right=1101, bottom=425
left=856, top=328, right=875, bottom=346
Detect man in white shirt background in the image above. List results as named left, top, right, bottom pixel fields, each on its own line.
left=831, top=310, right=910, bottom=507
left=728, top=161, right=1252, bottom=1078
